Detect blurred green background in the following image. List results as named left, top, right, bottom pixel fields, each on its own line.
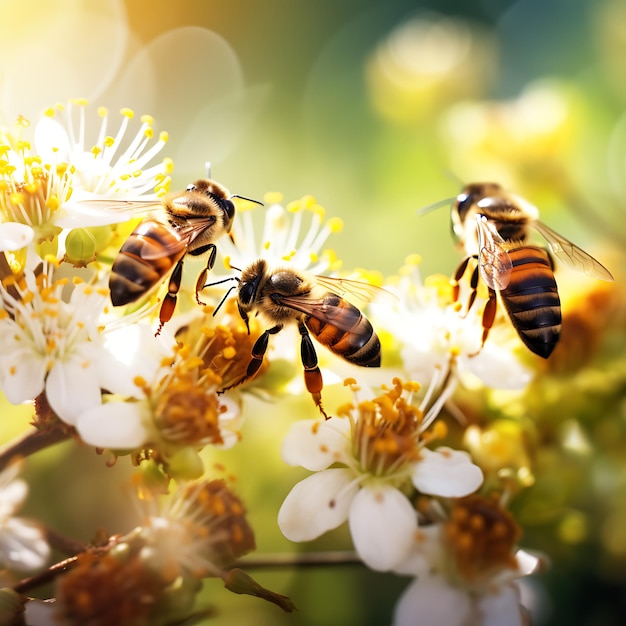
left=1, top=0, right=626, bottom=624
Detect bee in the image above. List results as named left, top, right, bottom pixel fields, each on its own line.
left=105, top=178, right=259, bottom=334
left=214, top=259, right=383, bottom=418
left=450, top=182, right=614, bottom=358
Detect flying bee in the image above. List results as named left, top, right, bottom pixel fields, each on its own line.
left=97, top=178, right=260, bottom=334
left=449, top=182, right=614, bottom=358
left=211, top=258, right=383, bottom=418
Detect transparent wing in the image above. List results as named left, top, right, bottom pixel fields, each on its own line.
left=73, top=198, right=162, bottom=215
left=135, top=217, right=216, bottom=260
left=275, top=292, right=367, bottom=334
left=314, top=275, right=397, bottom=305
left=476, top=214, right=513, bottom=290
left=533, top=221, right=614, bottom=281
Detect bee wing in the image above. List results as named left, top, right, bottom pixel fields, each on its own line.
left=533, top=221, right=614, bottom=281
left=476, top=214, right=513, bottom=290
left=137, top=217, right=216, bottom=260
left=314, top=276, right=397, bottom=305
left=275, top=293, right=368, bottom=334
left=74, top=198, right=162, bottom=216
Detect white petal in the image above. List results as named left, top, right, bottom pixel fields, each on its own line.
left=103, top=323, right=174, bottom=386
left=46, top=358, right=102, bottom=425
left=0, top=352, right=46, bottom=404
left=277, top=468, right=357, bottom=541
left=393, top=574, right=472, bottom=626
left=0, top=222, right=34, bottom=251
left=76, top=401, right=149, bottom=449
left=348, top=485, right=417, bottom=572
left=392, top=525, right=442, bottom=576
left=33, top=116, right=72, bottom=162
left=0, top=479, right=27, bottom=518
left=478, top=584, right=525, bottom=626
left=465, top=343, right=533, bottom=390
left=0, top=518, right=50, bottom=571
left=412, top=447, right=483, bottom=497
left=281, top=417, right=351, bottom=470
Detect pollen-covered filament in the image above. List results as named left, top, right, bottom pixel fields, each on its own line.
left=343, top=379, right=436, bottom=482
left=442, top=494, right=521, bottom=588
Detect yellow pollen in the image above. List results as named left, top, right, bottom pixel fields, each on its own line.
left=103, top=136, right=115, bottom=148
left=71, top=98, right=89, bottom=106
left=144, top=128, right=154, bottom=139
left=326, top=217, right=344, bottom=233
left=9, top=365, right=16, bottom=375
left=263, top=241, right=271, bottom=250
left=309, top=252, right=319, bottom=263
left=134, top=376, right=147, bottom=387
left=16, top=115, right=30, bottom=128
left=140, top=114, right=154, bottom=125
left=264, top=191, right=284, bottom=204
left=91, top=146, right=102, bottom=157
left=97, top=106, right=108, bottom=118
left=120, top=108, right=135, bottom=119
left=449, top=345, right=461, bottom=358
left=159, top=131, right=169, bottom=142
left=44, top=107, right=55, bottom=117
left=404, top=253, right=422, bottom=266
left=222, top=346, right=236, bottom=360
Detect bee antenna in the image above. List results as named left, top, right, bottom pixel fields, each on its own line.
left=417, top=196, right=456, bottom=216
left=212, top=283, right=238, bottom=317
left=231, top=194, right=264, bottom=207
left=444, top=170, right=466, bottom=186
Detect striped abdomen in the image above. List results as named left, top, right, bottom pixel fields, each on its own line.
left=499, top=246, right=562, bottom=358
left=109, top=219, right=186, bottom=306
left=305, top=294, right=381, bottom=366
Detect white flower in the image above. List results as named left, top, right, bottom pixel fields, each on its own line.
left=34, top=99, right=172, bottom=227
left=76, top=325, right=240, bottom=455
left=392, top=497, right=543, bottom=626
left=0, top=264, right=138, bottom=425
left=0, top=462, right=50, bottom=572
left=376, top=256, right=533, bottom=392
left=217, top=192, right=344, bottom=275
left=135, top=479, right=255, bottom=578
left=277, top=379, right=483, bottom=571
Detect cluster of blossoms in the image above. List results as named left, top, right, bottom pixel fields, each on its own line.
left=0, top=100, right=574, bottom=625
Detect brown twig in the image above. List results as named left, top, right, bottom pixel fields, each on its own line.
left=0, top=424, right=71, bottom=472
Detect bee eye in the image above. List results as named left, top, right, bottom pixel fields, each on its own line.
left=455, top=193, right=473, bottom=218
left=186, top=184, right=196, bottom=192
left=223, top=199, right=236, bottom=221
left=239, top=282, right=256, bottom=305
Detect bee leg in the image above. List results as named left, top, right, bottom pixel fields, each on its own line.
left=452, top=256, right=479, bottom=316
left=469, top=287, right=497, bottom=357
left=246, top=325, right=282, bottom=380
left=465, top=262, right=480, bottom=314
left=298, top=322, right=329, bottom=419
left=190, top=243, right=217, bottom=306
left=156, top=257, right=185, bottom=336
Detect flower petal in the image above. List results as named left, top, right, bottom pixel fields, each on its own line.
left=348, top=485, right=417, bottom=571
left=393, top=574, right=472, bottom=626
left=0, top=351, right=46, bottom=405
left=46, top=358, right=103, bottom=425
left=0, top=222, right=34, bottom=251
left=281, top=417, right=351, bottom=470
left=412, top=447, right=483, bottom=497
left=0, top=518, right=50, bottom=572
left=478, top=584, right=525, bottom=626
left=76, top=401, right=149, bottom=449
left=277, top=468, right=356, bottom=541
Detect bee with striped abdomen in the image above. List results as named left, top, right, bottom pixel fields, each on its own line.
left=450, top=182, right=614, bottom=358
left=104, top=178, right=259, bottom=334
left=216, top=258, right=383, bottom=417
